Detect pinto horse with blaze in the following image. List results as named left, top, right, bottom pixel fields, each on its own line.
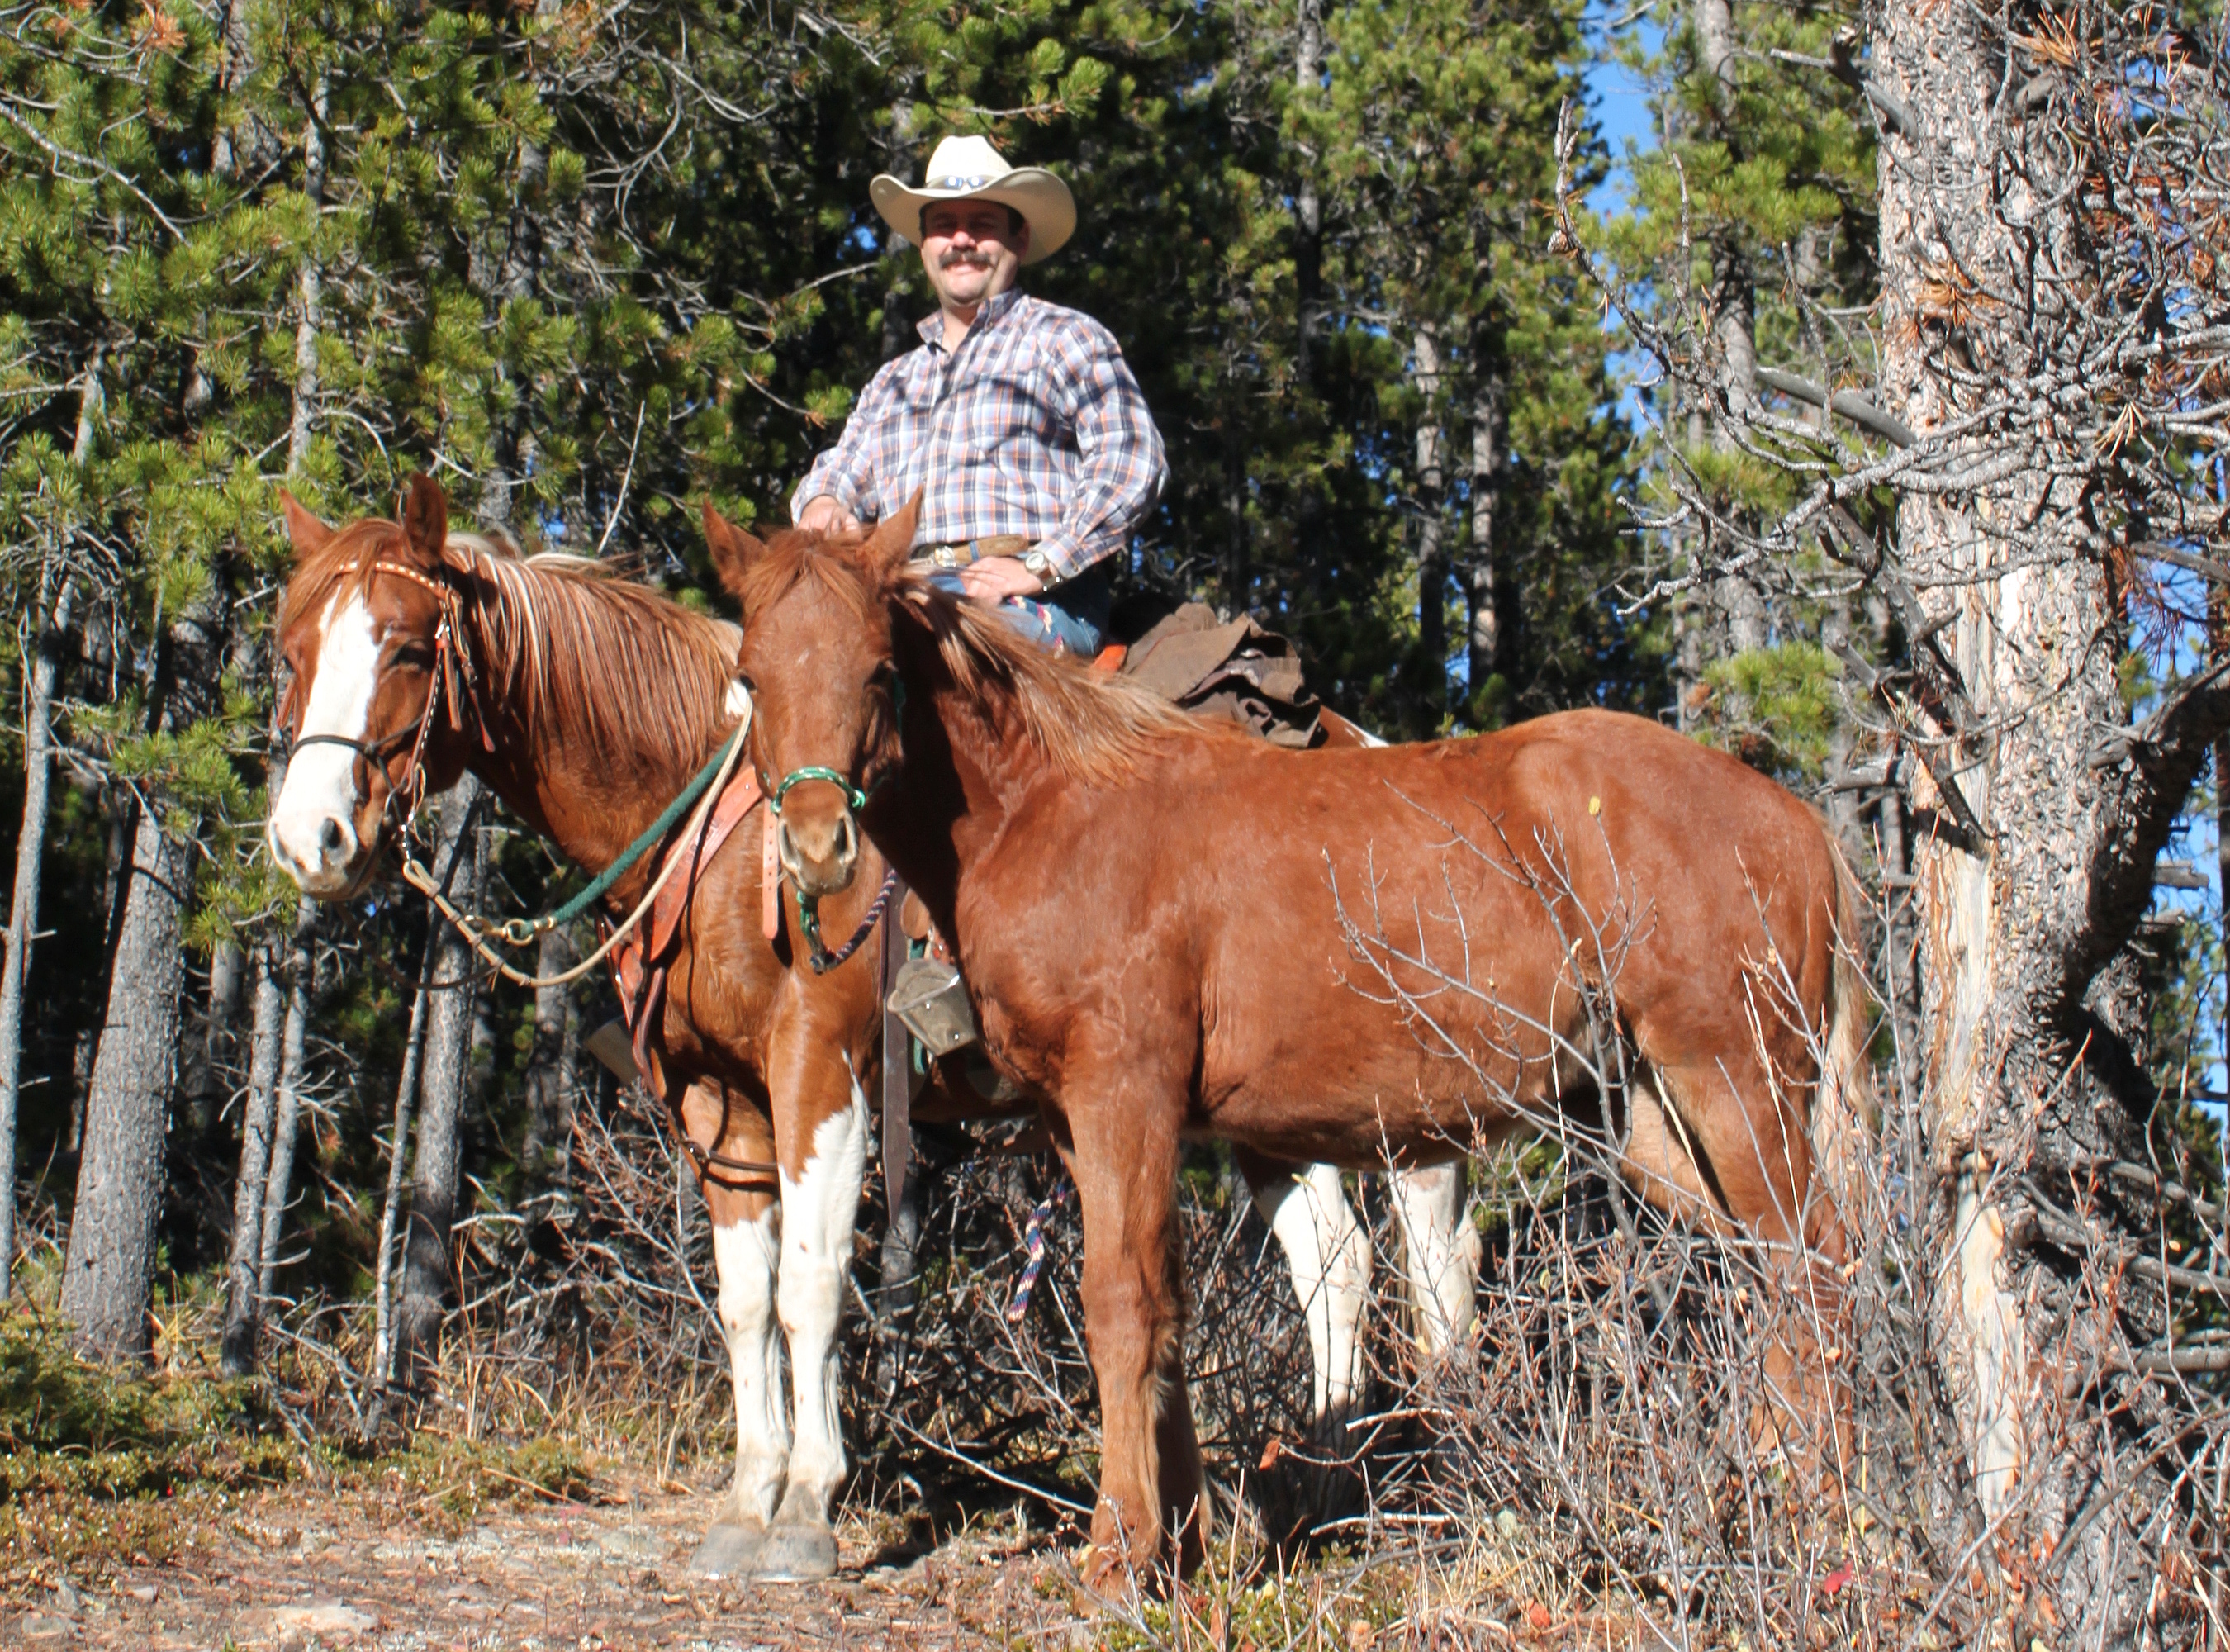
left=706, top=498, right=1874, bottom=1588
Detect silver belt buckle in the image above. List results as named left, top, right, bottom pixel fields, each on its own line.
left=928, top=544, right=965, bottom=569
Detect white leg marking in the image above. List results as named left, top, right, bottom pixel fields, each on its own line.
left=269, top=591, right=383, bottom=894
left=713, top=1209, right=787, bottom=1526
left=775, top=1075, right=869, bottom=1524
left=1390, top=1163, right=1478, bottom=1360
left=1249, top=1163, right=1371, bottom=1419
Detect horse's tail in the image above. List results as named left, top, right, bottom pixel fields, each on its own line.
left=1810, top=838, right=1878, bottom=1253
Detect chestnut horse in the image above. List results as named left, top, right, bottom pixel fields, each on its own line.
left=264, top=477, right=1475, bottom=1579
left=705, top=503, right=1872, bottom=1584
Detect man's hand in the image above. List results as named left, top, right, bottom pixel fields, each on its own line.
left=796, top=495, right=862, bottom=536
left=958, top=555, right=1046, bottom=601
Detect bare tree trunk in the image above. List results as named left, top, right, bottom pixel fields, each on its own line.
left=0, top=570, right=74, bottom=1301
left=287, top=74, right=326, bottom=474
left=521, top=927, right=576, bottom=1183
left=59, top=363, right=225, bottom=1362
left=880, top=110, right=918, bottom=367
left=6, top=351, right=102, bottom=1299
left=59, top=800, right=188, bottom=1360
left=1464, top=313, right=1509, bottom=712
left=254, top=911, right=315, bottom=1318
left=371, top=944, right=436, bottom=1410
left=218, top=943, right=284, bottom=1374
left=1222, top=354, right=1250, bottom=612
left=1877, top=0, right=2180, bottom=1631
left=183, top=937, right=243, bottom=1137
left=1696, top=0, right=1768, bottom=664
left=1292, top=0, right=1323, bottom=388
left=1411, top=325, right=1447, bottom=729
left=396, top=780, right=482, bottom=1387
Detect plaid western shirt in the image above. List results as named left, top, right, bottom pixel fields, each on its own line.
left=790, top=290, right=1165, bottom=585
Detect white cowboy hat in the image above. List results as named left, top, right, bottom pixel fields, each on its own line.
left=870, top=134, right=1075, bottom=266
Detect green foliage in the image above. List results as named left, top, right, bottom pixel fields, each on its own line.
left=1697, top=642, right=1843, bottom=781
left=0, top=1308, right=293, bottom=1500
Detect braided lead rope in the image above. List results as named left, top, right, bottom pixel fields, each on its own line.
left=1006, top=1176, right=1074, bottom=1323
left=796, top=865, right=899, bottom=975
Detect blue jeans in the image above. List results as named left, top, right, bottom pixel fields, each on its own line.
left=925, top=565, right=1108, bottom=657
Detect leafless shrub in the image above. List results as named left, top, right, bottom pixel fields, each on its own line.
left=843, top=1123, right=1331, bottom=1544
left=1322, top=829, right=2228, bottom=1647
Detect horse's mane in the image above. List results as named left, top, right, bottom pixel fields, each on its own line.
left=737, top=529, right=1222, bottom=786
left=286, top=517, right=738, bottom=780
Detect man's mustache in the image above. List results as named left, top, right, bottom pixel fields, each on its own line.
left=939, top=249, right=995, bottom=269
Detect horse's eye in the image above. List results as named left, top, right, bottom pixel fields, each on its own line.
left=391, top=640, right=435, bottom=671
left=869, top=663, right=898, bottom=695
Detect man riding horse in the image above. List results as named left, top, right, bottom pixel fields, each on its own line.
left=792, top=133, right=1164, bottom=656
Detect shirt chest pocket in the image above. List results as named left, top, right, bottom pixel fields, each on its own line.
left=959, top=347, right=1067, bottom=462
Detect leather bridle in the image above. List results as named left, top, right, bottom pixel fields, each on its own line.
left=280, top=559, right=484, bottom=838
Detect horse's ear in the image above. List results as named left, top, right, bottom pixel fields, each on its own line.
left=703, top=501, right=768, bottom=607
left=279, top=490, right=335, bottom=561
left=401, top=472, right=449, bottom=568
left=859, top=491, right=922, bottom=591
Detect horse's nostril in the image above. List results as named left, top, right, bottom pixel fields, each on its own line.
left=777, top=822, right=798, bottom=866
left=320, top=818, right=344, bottom=854
left=836, top=814, right=856, bottom=861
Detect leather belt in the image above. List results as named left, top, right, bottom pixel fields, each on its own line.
left=918, top=534, right=1032, bottom=569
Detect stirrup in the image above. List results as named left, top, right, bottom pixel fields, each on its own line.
left=886, top=955, right=978, bottom=1056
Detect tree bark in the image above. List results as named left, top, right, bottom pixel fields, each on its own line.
left=1291, top=0, right=1324, bottom=388
left=183, top=937, right=243, bottom=1137
left=218, top=943, right=284, bottom=1374
left=395, top=779, right=483, bottom=1386
left=59, top=800, right=188, bottom=1360
left=371, top=942, right=436, bottom=1408
left=1877, top=0, right=2170, bottom=1631
left=1696, top=0, right=1767, bottom=662
left=1411, top=325, right=1448, bottom=728
left=254, top=909, right=316, bottom=1317
left=1464, top=314, right=1510, bottom=710
left=0, top=571, right=75, bottom=1301
left=521, top=926, right=576, bottom=1184
left=287, top=75, right=327, bottom=475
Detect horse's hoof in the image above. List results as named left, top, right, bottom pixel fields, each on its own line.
left=750, top=1521, right=838, bottom=1582
left=686, top=1521, right=766, bottom=1578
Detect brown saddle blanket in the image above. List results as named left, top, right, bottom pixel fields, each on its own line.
left=1112, top=601, right=1322, bottom=747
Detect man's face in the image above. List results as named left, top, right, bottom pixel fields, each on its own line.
left=920, top=200, right=1028, bottom=313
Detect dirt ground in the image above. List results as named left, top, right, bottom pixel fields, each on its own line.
left=0, top=1467, right=1091, bottom=1651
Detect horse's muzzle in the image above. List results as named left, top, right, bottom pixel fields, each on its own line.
left=268, top=805, right=370, bottom=898
left=777, top=805, right=860, bottom=898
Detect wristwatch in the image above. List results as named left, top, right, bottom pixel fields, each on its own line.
left=1022, top=548, right=1051, bottom=582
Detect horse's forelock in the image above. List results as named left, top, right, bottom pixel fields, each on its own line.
left=737, top=529, right=884, bottom=631
left=279, top=517, right=403, bottom=634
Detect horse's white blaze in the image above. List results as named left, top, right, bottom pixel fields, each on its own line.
left=268, top=591, right=382, bottom=895
left=1250, top=1163, right=1372, bottom=1418
left=775, top=1075, right=868, bottom=1522
left=713, top=1209, right=788, bottom=1526
left=1391, top=1163, right=1478, bottom=1358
